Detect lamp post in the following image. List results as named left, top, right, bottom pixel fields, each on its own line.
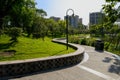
left=66, top=9, right=74, bottom=50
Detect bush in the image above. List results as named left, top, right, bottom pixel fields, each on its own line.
left=87, top=38, right=96, bottom=47
left=8, top=27, right=22, bottom=41
left=80, top=38, right=87, bottom=45
left=69, top=36, right=80, bottom=44
left=104, top=42, right=110, bottom=50
left=69, top=36, right=96, bottom=46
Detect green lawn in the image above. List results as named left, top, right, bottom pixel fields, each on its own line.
left=0, top=35, right=75, bottom=61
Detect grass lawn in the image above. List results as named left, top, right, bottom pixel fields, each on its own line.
left=0, top=35, right=75, bottom=61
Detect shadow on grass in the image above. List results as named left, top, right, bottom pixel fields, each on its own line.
left=0, top=41, right=17, bottom=50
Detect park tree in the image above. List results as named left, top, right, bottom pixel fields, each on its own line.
left=36, top=9, right=47, bottom=17
left=0, top=0, right=48, bottom=38
left=45, top=19, right=57, bottom=38
left=0, top=0, right=36, bottom=28
left=57, top=20, right=66, bottom=36
left=102, top=1, right=120, bottom=52
left=32, top=15, right=47, bottom=40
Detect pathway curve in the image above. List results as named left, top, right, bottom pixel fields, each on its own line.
left=1, top=39, right=120, bottom=80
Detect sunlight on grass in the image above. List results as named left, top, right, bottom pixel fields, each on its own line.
left=0, top=35, right=75, bottom=61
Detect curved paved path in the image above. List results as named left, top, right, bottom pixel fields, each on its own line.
left=1, top=40, right=120, bottom=80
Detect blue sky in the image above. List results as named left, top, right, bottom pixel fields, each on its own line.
left=35, top=0, right=106, bottom=25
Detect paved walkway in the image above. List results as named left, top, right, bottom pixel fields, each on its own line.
left=1, top=43, right=120, bottom=80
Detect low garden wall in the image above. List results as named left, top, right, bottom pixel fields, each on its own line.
left=0, top=38, right=84, bottom=77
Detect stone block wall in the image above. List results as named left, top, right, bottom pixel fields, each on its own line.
left=0, top=38, right=84, bottom=77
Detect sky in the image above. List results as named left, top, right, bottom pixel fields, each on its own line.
left=35, top=0, right=106, bottom=25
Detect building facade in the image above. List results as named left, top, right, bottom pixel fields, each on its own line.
left=89, top=12, right=104, bottom=25
left=64, top=15, right=82, bottom=27
left=50, top=16, right=60, bottom=22
left=79, top=18, right=83, bottom=24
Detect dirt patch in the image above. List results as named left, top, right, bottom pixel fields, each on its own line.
left=0, top=50, right=16, bottom=57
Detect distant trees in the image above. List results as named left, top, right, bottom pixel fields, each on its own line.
left=45, top=19, right=66, bottom=38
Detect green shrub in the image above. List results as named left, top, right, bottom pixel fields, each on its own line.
left=108, top=44, right=115, bottom=51
left=69, top=36, right=80, bottom=44
left=80, top=38, right=87, bottom=45
left=104, top=42, right=110, bottom=50
left=88, top=38, right=95, bottom=47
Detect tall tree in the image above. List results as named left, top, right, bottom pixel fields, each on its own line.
left=0, top=0, right=24, bottom=29
left=36, top=9, right=47, bottom=17
left=102, top=1, right=120, bottom=52
left=0, top=0, right=36, bottom=29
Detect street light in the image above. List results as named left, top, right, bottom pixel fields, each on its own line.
left=66, top=9, right=74, bottom=50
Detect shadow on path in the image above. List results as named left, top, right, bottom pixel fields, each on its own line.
left=102, top=56, right=120, bottom=75
left=109, top=64, right=120, bottom=75
left=102, top=57, right=112, bottom=63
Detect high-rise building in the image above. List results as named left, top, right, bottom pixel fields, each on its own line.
left=89, top=12, right=104, bottom=25
left=50, top=16, right=60, bottom=22
left=79, top=18, right=83, bottom=24
left=64, top=15, right=81, bottom=27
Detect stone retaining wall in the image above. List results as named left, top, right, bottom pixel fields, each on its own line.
left=0, top=38, right=84, bottom=77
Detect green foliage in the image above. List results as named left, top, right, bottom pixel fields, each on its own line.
left=0, top=36, right=75, bottom=61
left=69, top=35, right=95, bottom=46
left=69, top=36, right=80, bottom=44
left=86, top=38, right=96, bottom=46
left=104, top=42, right=110, bottom=50
left=80, top=38, right=87, bottom=45
left=0, top=0, right=48, bottom=38
left=36, top=9, right=47, bottom=17
left=44, top=19, right=66, bottom=38
left=89, top=24, right=104, bottom=39
left=7, top=27, right=22, bottom=41
left=102, top=2, right=120, bottom=24
left=90, top=2, right=120, bottom=50
left=106, top=0, right=120, bottom=2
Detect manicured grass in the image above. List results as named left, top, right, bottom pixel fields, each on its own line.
left=0, top=35, right=75, bottom=61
